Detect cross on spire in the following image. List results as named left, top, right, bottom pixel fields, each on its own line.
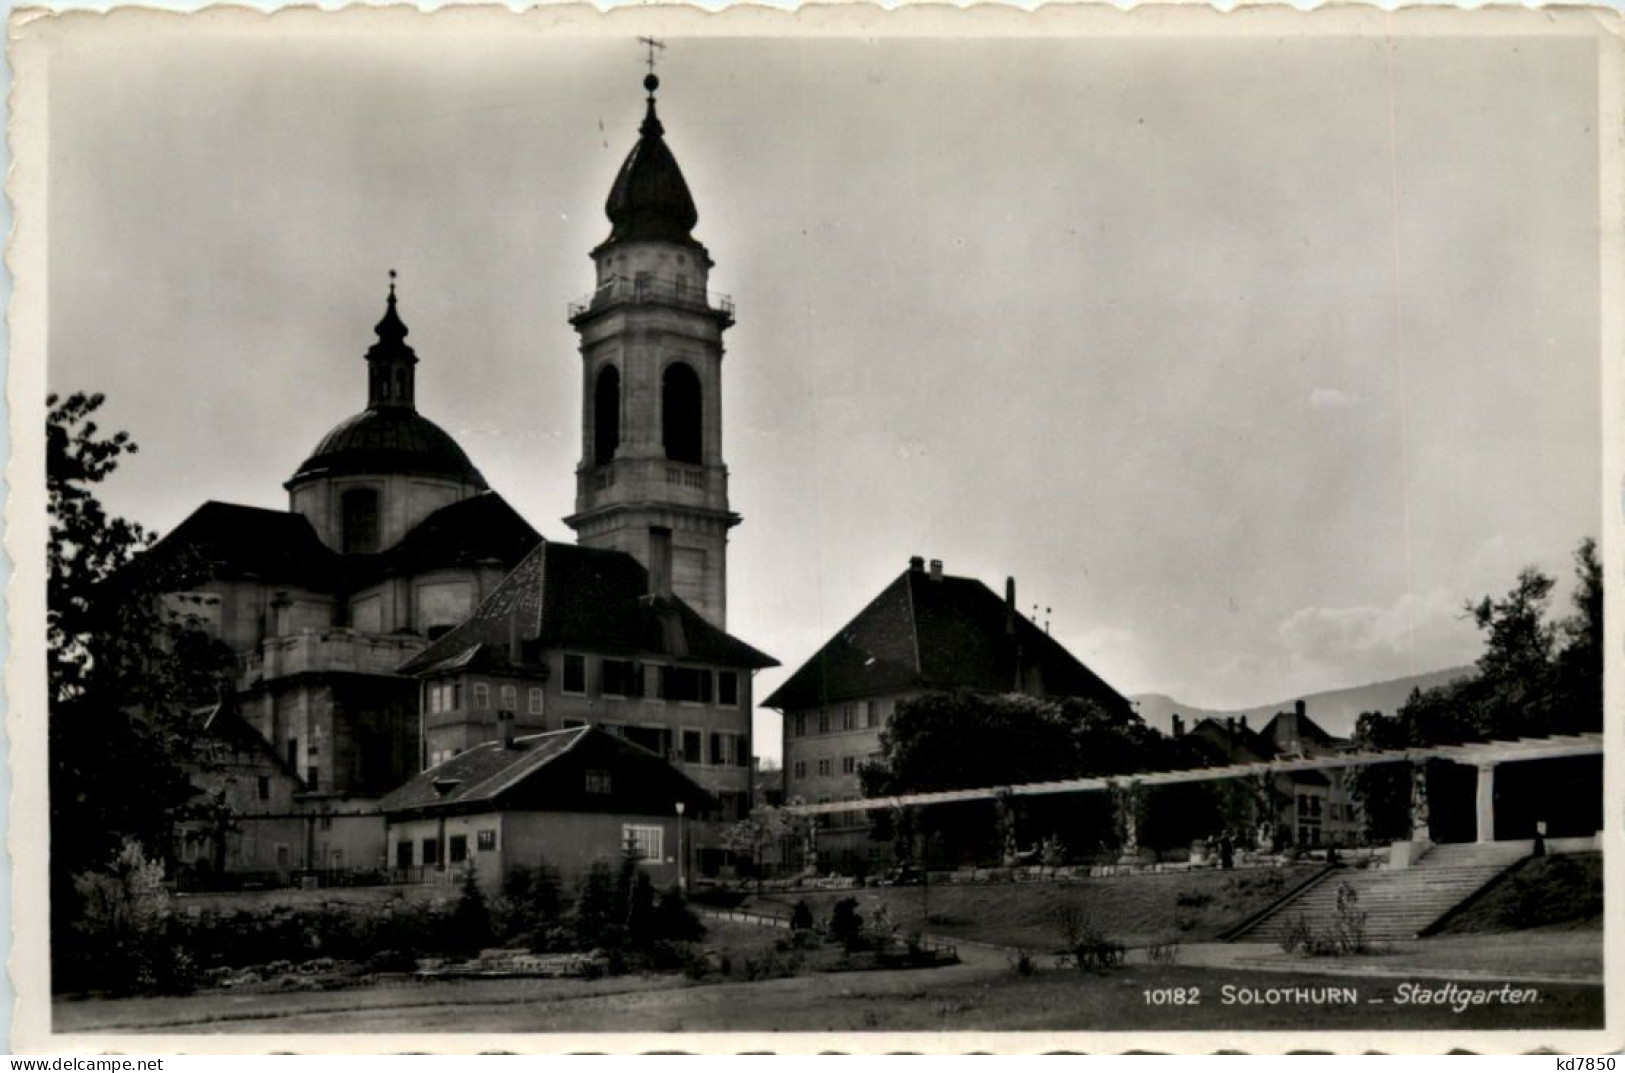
left=639, top=36, right=666, bottom=77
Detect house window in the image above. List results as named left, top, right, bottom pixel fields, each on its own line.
left=682, top=729, right=703, bottom=764
left=563, top=654, right=586, bottom=695
left=793, top=714, right=806, bottom=738
left=528, top=687, right=544, bottom=715
left=793, top=760, right=806, bottom=779
left=661, top=666, right=713, bottom=704
left=585, top=770, right=613, bottom=795
left=421, top=838, right=440, bottom=866
left=710, top=732, right=725, bottom=766
left=718, top=671, right=739, bottom=707
left=306, top=766, right=320, bottom=792
left=477, top=829, right=497, bottom=852
left=735, top=734, right=751, bottom=768
left=625, top=725, right=672, bottom=757
left=472, top=682, right=490, bottom=709
left=817, top=711, right=830, bottom=734
left=257, top=776, right=270, bottom=801
left=842, top=756, right=856, bottom=775
left=602, top=659, right=639, bottom=697
left=623, top=823, right=664, bottom=861
left=817, top=758, right=832, bottom=777
left=449, top=835, right=468, bottom=864
left=864, top=701, right=879, bottom=728
left=396, top=841, right=413, bottom=868
left=500, top=685, right=517, bottom=711
left=287, top=739, right=298, bottom=770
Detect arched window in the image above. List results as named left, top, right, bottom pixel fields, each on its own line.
left=394, top=368, right=408, bottom=402
left=341, top=487, right=380, bottom=554
left=594, top=364, right=621, bottom=466
left=662, top=362, right=703, bottom=464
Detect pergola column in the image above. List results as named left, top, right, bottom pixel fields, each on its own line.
left=1408, top=761, right=1431, bottom=843
left=1475, top=762, right=1497, bottom=844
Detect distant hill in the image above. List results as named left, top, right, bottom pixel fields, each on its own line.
left=1131, top=666, right=1475, bottom=741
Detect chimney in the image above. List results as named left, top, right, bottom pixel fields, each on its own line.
left=1226, top=717, right=1236, bottom=735
left=1295, top=699, right=1307, bottom=719
left=497, top=709, right=515, bottom=749
left=909, top=555, right=925, bottom=572
left=1005, top=577, right=1017, bottom=634
left=929, top=559, right=944, bottom=582
left=648, top=527, right=673, bottom=599
left=1240, top=714, right=1249, bottom=732
left=1171, top=713, right=1184, bottom=738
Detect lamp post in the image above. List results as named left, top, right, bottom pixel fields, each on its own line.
left=675, top=800, right=687, bottom=894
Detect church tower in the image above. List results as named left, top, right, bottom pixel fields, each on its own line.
left=565, top=71, right=738, bottom=629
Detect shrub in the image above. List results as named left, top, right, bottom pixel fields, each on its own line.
left=790, top=899, right=814, bottom=932
left=828, top=897, right=864, bottom=950
left=575, top=859, right=618, bottom=950
left=1281, top=913, right=1313, bottom=955
left=1146, top=938, right=1181, bottom=965
left=448, top=870, right=493, bottom=955
left=1009, top=949, right=1037, bottom=976
left=1054, top=905, right=1125, bottom=974
left=653, top=885, right=705, bottom=943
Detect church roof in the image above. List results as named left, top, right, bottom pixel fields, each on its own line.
left=144, top=501, right=339, bottom=587
left=398, top=538, right=777, bottom=677
left=287, top=280, right=486, bottom=489
left=288, top=407, right=487, bottom=488
left=345, top=491, right=540, bottom=588
left=377, top=724, right=714, bottom=819
left=148, top=493, right=539, bottom=596
left=601, top=78, right=702, bottom=250
left=762, top=561, right=1131, bottom=713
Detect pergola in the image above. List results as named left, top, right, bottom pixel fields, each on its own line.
left=783, top=731, right=1602, bottom=850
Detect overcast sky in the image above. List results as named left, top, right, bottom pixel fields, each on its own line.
left=44, top=25, right=1601, bottom=758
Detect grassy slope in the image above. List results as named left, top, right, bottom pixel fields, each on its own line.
left=740, top=866, right=1322, bottom=950
left=1434, top=853, right=1603, bottom=935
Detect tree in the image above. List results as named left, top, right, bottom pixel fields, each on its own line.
left=1348, top=538, right=1603, bottom=840
left=1553, top=537, right=1603, bottom=732
left=47, top=393, right=235, bottom=928
left=720, top=803, right=807, bottom=886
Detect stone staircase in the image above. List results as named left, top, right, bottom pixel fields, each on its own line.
left=1227, top=842, right=1530, bottom=943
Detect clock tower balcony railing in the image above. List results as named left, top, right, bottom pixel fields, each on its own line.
left=569, top=276, right=735, bottom=327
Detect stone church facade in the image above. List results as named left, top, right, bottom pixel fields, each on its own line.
left=154, top=72, right=774, bottom=885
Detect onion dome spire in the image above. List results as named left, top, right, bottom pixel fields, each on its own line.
left=602, top=70, right=700, bottom=248
left=365, top=270, right=419, bottom=411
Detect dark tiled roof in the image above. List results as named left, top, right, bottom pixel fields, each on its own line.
left=144, top=501, right=338, bottom=587
left=379, top=726, right=588, bottom=813
left=144, top=494, right=540, bottom=596
left=345, top=492, right=540, bottom=588
left=288, top=407, right=488, bottom=488
left=377, top=724, right=714, bottom=818
left=763, top=566, right=1130, bottom=713
left=398, top=538, right=777, bottom=676
left=1258, top=711, right=1340, bottom=751
left=198, top=700, right=305, bottom=784
left=1185, top=717, right=1276, bottom=764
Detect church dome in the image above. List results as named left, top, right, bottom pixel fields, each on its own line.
left=289, top=407, right=488, bottom=489
left=602, top=80, right=700, bottom=248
